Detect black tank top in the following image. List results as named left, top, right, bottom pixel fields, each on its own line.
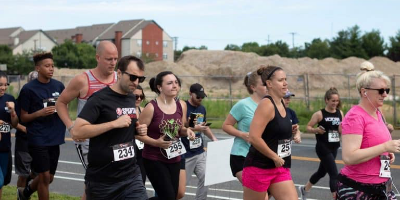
left=244, top=96, right=293, bottom=169
left=316, top=109, right=342, bottom=149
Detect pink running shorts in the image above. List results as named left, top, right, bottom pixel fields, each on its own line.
left=242, top=166, right=292, bottom=192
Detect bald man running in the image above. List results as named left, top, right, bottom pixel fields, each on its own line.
left=56, top=41, right=118, bottom=200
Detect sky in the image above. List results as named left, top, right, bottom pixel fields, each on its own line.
left=1, top=0, right=399, bottom=50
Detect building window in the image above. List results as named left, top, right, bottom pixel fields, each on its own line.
left=146, top=41, right=150, bottom=45
left=163, top=53, right=168, bottom=60
left=155, top=41, right=159, bottom=45
left=146, top=53, right=149, bottom=57
left=163, top=41, right=168, bottom=47
left=155, top=53, right=158, bottom=57
left=137, top=40, right=142, bottom=47
left=136, top=51, right=141, bottom=58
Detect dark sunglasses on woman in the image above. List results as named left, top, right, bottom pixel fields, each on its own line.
left=365, top=88, right=390, bottom=95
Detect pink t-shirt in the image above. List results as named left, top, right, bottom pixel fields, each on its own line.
left=340, top=105, right=392, bottom=184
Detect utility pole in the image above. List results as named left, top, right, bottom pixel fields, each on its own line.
left=172, top=37, right=178, bottom=50
left=289, top=32, right=297, bottom=49
left=266, top=35, right=271, bottom=45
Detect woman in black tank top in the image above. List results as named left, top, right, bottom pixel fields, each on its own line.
left=298, top=87, right=344, bottom=200
left=242, top=66, right=298, bottom=200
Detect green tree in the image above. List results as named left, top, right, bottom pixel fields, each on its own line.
left=52, top=40, right=95, bottom=69
left=259, top=41, right=290, bottom=57
left=224, top=44, right=240, bottom=51
left=0, top=45, right=13, bottom=68
left=241, top=42, right=260, bottom=53
left=330, top=25, right=368, bottom=59
left=387, top=30, right=400, bottom=62
left=11, top=51, right=34, bottom=75
left=303, top=38, right=331, bottom=59
left=361, top=30, right=385, bottom=58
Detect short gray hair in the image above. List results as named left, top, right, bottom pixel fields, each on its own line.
left=356, top=70, right=391, bottom=93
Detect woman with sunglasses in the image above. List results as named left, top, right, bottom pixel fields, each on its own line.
left=298, top=87, right=344, bottom=200
left=137, top=71, right=195, bottom=200
left=0, top=72, right=19, bottom=198
left=337, top=69, right=400, bottom=199
left=133, top=85, right=147, bottom=184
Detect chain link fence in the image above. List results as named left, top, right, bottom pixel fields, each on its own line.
left=7, top=73, right=400, bottom=126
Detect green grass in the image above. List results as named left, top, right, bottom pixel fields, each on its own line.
left=1, top=185, right=80, bottom=200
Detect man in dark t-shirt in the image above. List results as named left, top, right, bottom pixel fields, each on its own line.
left=18, top=53, right=65, bottom=200
left=72, top=55, right=148, bottom=199
left=283, top=90, right=301, bottom=143
left=181, top=83, right=218, bottom=200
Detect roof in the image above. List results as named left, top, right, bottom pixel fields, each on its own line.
left=0, top=27, right=23, bottom=46
left=11, top=29, right=57, bottom=48
left=46, top=28, right=76, bottom=44
left=76, top=23, right=114, bottom=43
left=97, top=19, right=145, bottom=40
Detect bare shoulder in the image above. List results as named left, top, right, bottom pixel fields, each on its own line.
left=313, top=110, right=323, bottom=120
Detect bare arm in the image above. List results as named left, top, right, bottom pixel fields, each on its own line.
left=56, top=74, right=86, bottom=129
left=222, top=114, right=249, bottom=142
left=306, top=111, right=324, bottom=134
left=72, top=115, right=132, bottom=140
left=179, top=100, right=195, bottom=139
left=203, top=127, right=218, bottom=141
left=20, top=107, right=55, bottom=123
left=342, top=134, right=400, bottom=165
left=248, top=99, right=284, bottom=167
left=15, top=123, right=26, bottom=133
left=6, top=102, right=19, bottom=128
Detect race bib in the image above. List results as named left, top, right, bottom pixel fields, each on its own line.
left=166, top=139, right=186, bottom=159
left=112, top=141, right=135, bottom=162
left=328, top=130, right=340, bottom=142
left=189, top=136, right=202, bottom=149
left=379, top=155, right=391, bottom=178
left=0, top=123, right=10, bottom=133
left=135, top=139, right=144, bottom=150
left=277, top=139, right=292, bottom=158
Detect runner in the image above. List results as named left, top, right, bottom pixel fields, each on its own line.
left=72, top=55, right=148, bottom=199
left=337, top=68, right=399, bottom=199
left=282, top=91, right=301, bottom=143
left=14, top=71, right=38, bottom=189
left=298, top=87, right=344, bottom=200
left=56, top=41, right=118, bottom=200
left=222, top=68, right=267, bottom=183
left=242, top=66, right=297, bottom=200
left=137, top=71, right=195, bottom=200
left=181, top=83, right=218, bottom=200
left=17, top=52, right=65, bottom=200
left=0, top=72, right=19, bottom=198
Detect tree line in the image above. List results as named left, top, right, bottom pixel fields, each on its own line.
left=222, top=25, right=400, bottom=61
left=1, top=25, right=399, bottom=75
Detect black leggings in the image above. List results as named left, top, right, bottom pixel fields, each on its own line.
left=143, top=158, right=180, bottom=200
left=310, top=144, right=338, bottom=192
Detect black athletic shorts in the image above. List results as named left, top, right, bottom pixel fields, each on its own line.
left=230, top=155, right=245, bottom=177
left=29, top=145, right=60, bottom=174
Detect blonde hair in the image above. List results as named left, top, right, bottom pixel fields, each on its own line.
left=360, top=61, right=375, bottom=71
left=356, top=70, right=391, bottom=93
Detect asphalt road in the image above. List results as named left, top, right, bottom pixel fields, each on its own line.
left=7, top=131, right=400, bottom=200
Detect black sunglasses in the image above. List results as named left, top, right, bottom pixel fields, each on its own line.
left=121, top=71, right=146, bottom=83
left=135, top=94, right=144, bottom=100
left=196, top=96, right=205, bottom=100
left=365, top=88, right=390, bottom=95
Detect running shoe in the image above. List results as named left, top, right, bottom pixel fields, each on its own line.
left=298, top=185, right=308, bottom=200
left=17, top=187, right=30, bottom=200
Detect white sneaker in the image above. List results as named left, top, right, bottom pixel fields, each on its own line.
left=298, top=186, right=308, bottom=200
